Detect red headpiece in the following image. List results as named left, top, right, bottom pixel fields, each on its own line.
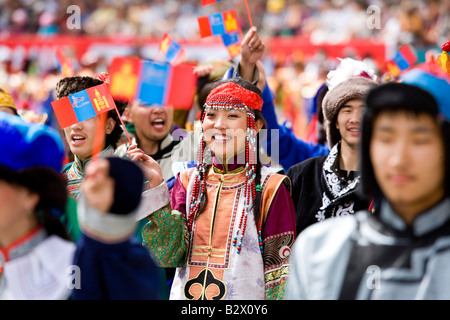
left=205, top=82, right=263, bottom=111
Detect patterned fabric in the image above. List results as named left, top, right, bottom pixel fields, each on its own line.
left=205, top=82, right=263, bottom=111
left=263, top=232, right=294, bottom=300
left=286, top=198, right=450, bottom=299
left=142, top=165, right=296, bottom=300
left=62, top=145, right=114, bottom=199
left=142, top=205, right=189, bottom=267
left=316, top=143, right=360, bottom=222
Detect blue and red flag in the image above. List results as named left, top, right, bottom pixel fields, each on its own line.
left=393, top=44, right=417, bottom=70
left=55, top=47, right=74, bottom=77
left=109, top=57, right=197, bottom=110
left=386, top=44, right=418, bottom=77
left=198, top=10, right=239, bottom=38
left=159, top=34, right=187, bottom=66
left=221, top=31, right=241, bottom=58
left=51, top=84, right=115, bottom=128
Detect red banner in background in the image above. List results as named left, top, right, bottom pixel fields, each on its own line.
left=0, top=35, right=387, bottom=69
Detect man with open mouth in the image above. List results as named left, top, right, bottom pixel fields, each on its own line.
left=116, top=101, right=179, bottom=185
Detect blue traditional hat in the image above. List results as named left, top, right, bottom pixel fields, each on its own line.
left=0, top=112, right=64, bottom=172
left=400, top=67, right=450, bottom=121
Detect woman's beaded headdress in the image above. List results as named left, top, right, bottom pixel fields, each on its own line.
left=188, top=81, right=263, bottom=254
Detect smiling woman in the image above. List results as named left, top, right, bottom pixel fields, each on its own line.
left=139, top=78, right=297, bottom=300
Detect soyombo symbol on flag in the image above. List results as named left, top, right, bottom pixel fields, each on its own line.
left=51, top=84, right=115, bottom=128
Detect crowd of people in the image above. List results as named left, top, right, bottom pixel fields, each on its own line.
left=1, top=0, right=449, bottom=45
left=1, top=0, right=449, bottom=142
left=1, top=0, right=450, bottom=302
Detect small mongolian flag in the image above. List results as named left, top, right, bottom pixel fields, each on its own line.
left=392, top=44, right=418, bottom=71
left=221, top=31, right=241, bottom=58
left=109, top=57, right=197, bottom=110
left=385, top=44, right=418, bottom=78
left=201, top=0, right=221, bottom=5
left=55, top=47, right=74, bottom=77
left=198, top=10, right=239, bottom=38
left=51, top=84, right=115, bottom=128
left=159, top=34, right=187, bottom=66
left=109, top=56, right=142, bottom=102
left=385, top=60, right=401, bottom=78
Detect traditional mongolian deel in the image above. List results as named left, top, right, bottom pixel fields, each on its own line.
left=141, top=80, right=296, bottom=300
left=287, top=142, right=369, bottom=235
left=287, top=199, right=450, bottom=299
left=142, top=164, right=295, bottom=300
left=62, top=145, right=115, bottom=199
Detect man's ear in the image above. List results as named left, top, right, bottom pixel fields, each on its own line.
left=255, top=119, right=264, bottom=133
left=105, top=117, right=116, bottom=134
left=24, top=189, right=40, bottom=213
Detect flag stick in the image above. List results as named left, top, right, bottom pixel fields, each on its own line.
left=244, top=0, right=253, bottom=28
left=91, top=104, right=132, bottom=161
left=114, top=104, right=133, bottom=145
left=92, top=112, right=107, bottom=160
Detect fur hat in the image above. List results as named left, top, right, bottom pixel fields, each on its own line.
left=322, top=76, right=378, bottom=148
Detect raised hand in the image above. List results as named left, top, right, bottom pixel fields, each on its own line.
left=239, top=26, right=265, bottom=82
left=127, top=144, right=164, bottom=189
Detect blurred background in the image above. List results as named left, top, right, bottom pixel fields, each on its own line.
left=0, top=0, right=448, bottom=137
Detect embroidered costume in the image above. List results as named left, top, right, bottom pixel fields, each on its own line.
left=141, top=163, right=295, bottom=300
left=62, top=145, right=115, bottom=199
left=287, top=142, right=369, bottom=234
left=140, top=80, right=297, bottom=300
